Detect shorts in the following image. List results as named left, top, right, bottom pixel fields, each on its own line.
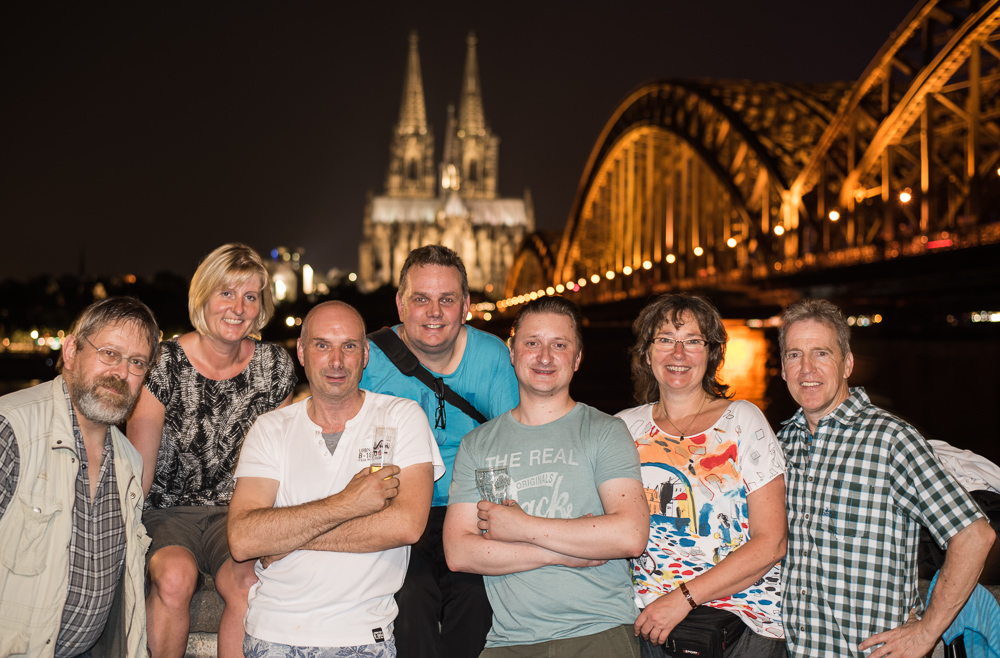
left=480, top=625, right=640, bottom=658
left=143, top=505, right=231, bottom=583
left=243, top=634, right=396, bottom=657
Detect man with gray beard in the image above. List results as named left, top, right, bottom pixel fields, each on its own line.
left=0, top=297, right=160, bottom=658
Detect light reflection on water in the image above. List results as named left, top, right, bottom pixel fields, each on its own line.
left=718, top=321, right=769, bottom=411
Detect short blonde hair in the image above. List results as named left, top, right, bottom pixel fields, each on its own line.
left=188, top=243, right=274, bottom=336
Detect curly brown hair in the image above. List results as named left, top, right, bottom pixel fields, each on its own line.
left=629, top=294, right=731, bottom=404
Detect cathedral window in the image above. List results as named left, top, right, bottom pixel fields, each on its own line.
left=468, top=159, right=478, bottom=182
left=407, top=159, right=418, bottom=180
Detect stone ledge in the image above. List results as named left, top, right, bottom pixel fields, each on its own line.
left=185, top=576, right=222, bottom=657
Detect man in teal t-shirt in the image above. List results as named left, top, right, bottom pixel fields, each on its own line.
left=360, top=245, right=518, bottom=658
left=444, top=297, right=648, bottom=657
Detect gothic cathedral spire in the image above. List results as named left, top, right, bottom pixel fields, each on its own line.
left=386, top=30, right=436, bottom=198
left=458, top=32, right=485, bottom=137
left=360, top=31, right=532, bottom=295
left=444, top=31, right=499, bottom=199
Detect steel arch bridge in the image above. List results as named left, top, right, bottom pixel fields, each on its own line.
left=499, top=0, right=1000, bottom=311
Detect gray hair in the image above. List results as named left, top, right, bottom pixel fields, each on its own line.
left=778, top=299, right=851, bottom=359
left=63, top=296, right=160, bottom=371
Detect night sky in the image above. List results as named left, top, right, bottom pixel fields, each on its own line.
left=3, top=0, right=920, bottom=281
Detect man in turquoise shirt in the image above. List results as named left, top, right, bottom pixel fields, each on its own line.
left=360, top=245, right=518, bottom=658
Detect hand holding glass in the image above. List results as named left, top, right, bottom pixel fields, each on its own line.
left=370, top=427, right=395, bottom=474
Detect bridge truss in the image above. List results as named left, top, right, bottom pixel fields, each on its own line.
left=500, top=0, right=1000, bottom=310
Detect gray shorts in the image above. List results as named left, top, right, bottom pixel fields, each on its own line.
left=481, top=624, right=640, bottom=658
left=243, top=634, right=396, bottom=657
left=143, top=505, right=231, bottom=583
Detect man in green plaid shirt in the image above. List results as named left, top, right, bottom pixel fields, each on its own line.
left=776, top=299, right=995, bottom=658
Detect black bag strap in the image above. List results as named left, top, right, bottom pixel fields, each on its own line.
left=368, top=327, right=488, bottom=426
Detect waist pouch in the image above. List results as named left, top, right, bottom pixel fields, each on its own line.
left=665, top=605, right=747, bottom=658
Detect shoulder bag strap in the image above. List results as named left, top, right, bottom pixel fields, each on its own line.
left=368, top=327, right=488, bottom=425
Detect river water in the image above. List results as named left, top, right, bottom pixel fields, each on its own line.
left=3, top=319, right=998, bottom=465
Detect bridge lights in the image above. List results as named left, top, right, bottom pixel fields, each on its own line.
left=642, top=260, right=652, bottom=270
left=605, top=270, right=615, bottom=280
left=546, top=286, right=555, bottom=295
left=899, top=188, right=912, bottom=203
left=666, top=254, right=676, bottom=264
left=567, top=280, right=575, bottom=289
left=578, top=277, right=587, bottom=287
left=623, top=265, right=632, bottom=275
left=726, top=238, right=737, bottom=248
left=693, top=246, right=704, bottom=256
left=774, top=226, right=785, bottom=236
left=556, top=284, right=565, bottom=293
left=590, top=274, right=600, bottom=284
left=829, top=210, right=841, bottom=221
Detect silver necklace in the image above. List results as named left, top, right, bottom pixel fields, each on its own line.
left=660, top=395, right=708, bottom=440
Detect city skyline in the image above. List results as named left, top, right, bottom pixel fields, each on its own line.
left=3, top=0, right=918, bottom=281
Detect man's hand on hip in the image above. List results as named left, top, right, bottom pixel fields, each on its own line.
left=858, top=609, right=937, bottom=658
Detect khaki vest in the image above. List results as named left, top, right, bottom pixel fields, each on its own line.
left=0, top=377, right=150, bottom=658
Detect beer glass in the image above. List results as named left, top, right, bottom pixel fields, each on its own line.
left=475, top=466, right=511, bottom=504
left=370, top=427, right=395, bottom=474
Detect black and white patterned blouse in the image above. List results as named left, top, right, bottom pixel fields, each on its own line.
left=144, top=339, right=296, bottom=509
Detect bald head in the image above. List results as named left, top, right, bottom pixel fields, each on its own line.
left=297, top=301, right=369, bottom=406
left=301, top=301, right=366, bottom=342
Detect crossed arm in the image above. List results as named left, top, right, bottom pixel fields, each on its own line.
left=227, top=462, right=433, bottom=562
left=443, top=477, right=648, bottom=576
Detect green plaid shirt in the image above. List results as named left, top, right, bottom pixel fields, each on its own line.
left=778, top=387, right=984, bottom=657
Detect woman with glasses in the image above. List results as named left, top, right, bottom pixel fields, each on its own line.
left=615, top=294, right=786, bottom=657
left=127, top=243, right=297, bottom=658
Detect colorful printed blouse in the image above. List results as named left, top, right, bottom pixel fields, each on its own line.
left=616, top=400, right=786, bottom=638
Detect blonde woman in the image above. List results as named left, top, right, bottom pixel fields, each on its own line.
left=128, top=243, right=296, bottom=658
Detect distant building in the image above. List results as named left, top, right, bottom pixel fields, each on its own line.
left=358, top=31, right=534, bottom=294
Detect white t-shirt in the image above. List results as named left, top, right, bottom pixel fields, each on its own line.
left=234, top=391, right=445, bottom=648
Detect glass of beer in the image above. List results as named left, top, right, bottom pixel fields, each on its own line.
left=475, top=466, right=511, bottom=504
left=370, top=427, right=395, bottom=474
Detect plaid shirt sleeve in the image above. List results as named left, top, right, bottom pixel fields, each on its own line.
left=889, top=422, right=986, bottom=547
left=0, top=415, right=19, bottom=517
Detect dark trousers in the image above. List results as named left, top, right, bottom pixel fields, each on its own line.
left=394, top=506, right=492, bottom=658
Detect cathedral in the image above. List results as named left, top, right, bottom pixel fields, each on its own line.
left=358, top=31, right=534, bottom=294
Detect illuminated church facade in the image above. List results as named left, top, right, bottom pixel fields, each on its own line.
left=358, top=32, right=534, bottom=294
